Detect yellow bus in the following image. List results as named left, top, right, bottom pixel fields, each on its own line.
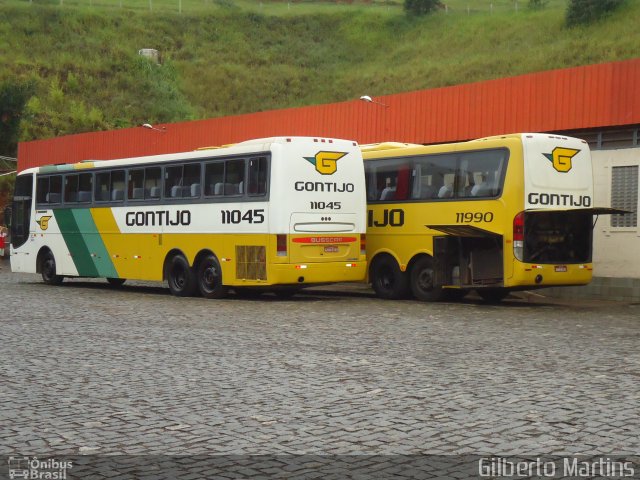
left=363, top=133, right=620, bottom=302
left=9, top=136, right=367, bottom=298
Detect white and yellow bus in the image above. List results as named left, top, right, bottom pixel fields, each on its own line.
left=363, top=133, right=621, bottom=302
left=9, top=136, right=367, bottom=298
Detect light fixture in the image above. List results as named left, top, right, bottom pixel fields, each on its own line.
left=360, top=95, right=389, bottom=107
left=142, top=123, right=166, bottom=132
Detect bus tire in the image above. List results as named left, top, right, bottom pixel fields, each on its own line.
left=410, top=256, right=445, bottom=302
left=107, top=278, right=126, bottom=287
left=166, top=254, right=197, bottom=297
left=478, top=288, right=509, bottom=303
left=370, top=255, right=408, bottom=300
left=196, top=254, right=228, bottom=299
left=40, top=251, right=64, bottom=286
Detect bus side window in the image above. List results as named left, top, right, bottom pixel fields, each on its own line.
left=165, top=165, right=184, bottom=198
left=145, top=167, right=162, bottom=199
left=205, top=162, right=224, bottom=196
left=36, top=176, right=49, bottom=204
left=224, top=159, right=245, bottom=196
left=77, top=172, right=93, bottom=203
left=111, top=170, right=126, bottom=202
left=248, top=157, right=268, bottom=196
left=95, top=172, right=111, bottom=202
left=183, top=163, right=201, bottom=198
left=64, top=174, right=79, bottom=203
left=394, top=166, right=412, bottom=201
left=128, top=169, right=145, bottom=200
left=48, top=176, right=62, bottom=203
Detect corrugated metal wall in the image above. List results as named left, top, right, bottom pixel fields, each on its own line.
left=18, top=59, right=640, bottom=171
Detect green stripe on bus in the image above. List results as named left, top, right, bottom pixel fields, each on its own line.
left=40, top=165, right=75, bottom=174
left=53, top=209, right=100, bottom=277
left=72, top=209, right=119, bottom=278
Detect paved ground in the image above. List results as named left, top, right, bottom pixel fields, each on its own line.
left=1, top=258, right=639, bottom=476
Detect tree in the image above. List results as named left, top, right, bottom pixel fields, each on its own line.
left=404, top=0, right=443, bottom=17
left=0, top=80, right=34, bottom=157
left=566, top=0, right=625, bottom=26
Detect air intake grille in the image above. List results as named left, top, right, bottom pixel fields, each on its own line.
left=236, top=246, right=267, bottom=280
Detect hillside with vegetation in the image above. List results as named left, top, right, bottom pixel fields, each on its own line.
left=0, top=0, right=638, bottom=148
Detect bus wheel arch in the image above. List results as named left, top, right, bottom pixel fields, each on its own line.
left=369, top=253, right=409, bottom=300
left=163, top=249, right=197, bottom=297
left=194, top=250, right=228, bottom=299
left=37, top=247, right=64, bottom=286
left=408, top=254, right=446, bottom=302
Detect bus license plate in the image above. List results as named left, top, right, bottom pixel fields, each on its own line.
left=324, top=246, right=338, bottom=253
left=554, top=265, right=568, bottom=272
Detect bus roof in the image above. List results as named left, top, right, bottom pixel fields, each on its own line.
left=359, top=142, right=422, bottom=152
left=18, top=136, right=359, bottom=175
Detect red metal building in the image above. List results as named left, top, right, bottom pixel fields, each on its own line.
left=17, top=58, right=640, bottom=171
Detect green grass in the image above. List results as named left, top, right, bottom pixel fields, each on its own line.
left=0, top=0, right=638, bottom=142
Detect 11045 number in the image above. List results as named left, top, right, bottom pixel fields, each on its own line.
left=310, top=201, right=341, bottom=210
left=221, top=209, right=265, bottom=224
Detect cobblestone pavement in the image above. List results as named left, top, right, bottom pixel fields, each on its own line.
left=1, top=258, right=639, bottom=461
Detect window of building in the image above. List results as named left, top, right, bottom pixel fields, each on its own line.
left=611, top=165, right=638, bottom=227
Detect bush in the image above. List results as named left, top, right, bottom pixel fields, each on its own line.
left=566, top=0, right=625, bottom=26
left=404, top=0, right=443, bottom=17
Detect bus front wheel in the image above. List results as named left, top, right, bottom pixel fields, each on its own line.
left=410, top=256, right=445, bottom=302
left=40, top=251, right=64, bottom=286
left=196, top=254, right=228, bottom=299
left=370, top=255, right=408, bottom=300
left=166, top=255, right=197, bottom=297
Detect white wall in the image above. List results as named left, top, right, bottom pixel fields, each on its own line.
left=592, top=147, right=640, bottom=278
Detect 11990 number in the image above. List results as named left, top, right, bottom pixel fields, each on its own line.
left=456, top=212, right=494, bottom=223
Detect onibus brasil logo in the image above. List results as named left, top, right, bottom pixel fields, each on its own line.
left=543, top=147, right=580, bottom=173
left=304, top=151, right=347, bottom=175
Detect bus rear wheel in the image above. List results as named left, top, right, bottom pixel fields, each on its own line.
left=166, top=255, right=197, bottom=297
left=478, top=287, right=509, bottom=303
left=40, top=251, right=64, bottom=286
left=370, top=255, right=408, bottom=300
left=196, top=254, right=228, bottom=299
left=410, top=256, right=445, bottom=302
